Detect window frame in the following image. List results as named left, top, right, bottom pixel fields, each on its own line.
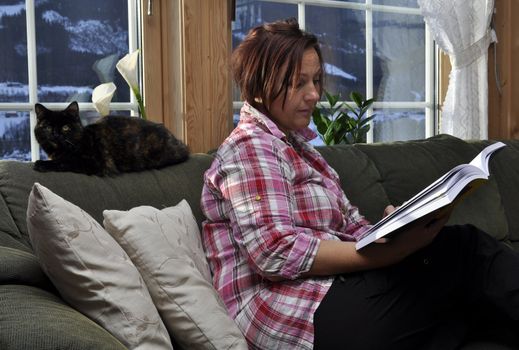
left=232, top=0, right=438, bottom=143
left=0, top=0, right=143, bottom=161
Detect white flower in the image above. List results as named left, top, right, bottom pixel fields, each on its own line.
left=116, top=49, right=139, bottom=91
left=92, top=82, right=116, bottom=117
left=116, top=49, right=147, bottom=119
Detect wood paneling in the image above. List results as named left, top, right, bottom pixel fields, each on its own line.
left=141, top=0, right=164, bottom=125
left=182, top=0, right=233, bottom=152
left=439, top=52, right=451, bottom=111
left=488, top=0, right=519, bottom=139
left=142, top=0, right=233, bottom=152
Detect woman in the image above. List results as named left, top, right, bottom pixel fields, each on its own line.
left=201, top=18, right=519, bottom=349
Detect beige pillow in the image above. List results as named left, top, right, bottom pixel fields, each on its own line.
left=103, top=200, right=248, bottom=350
left=26, top=183, right=173, bottom=350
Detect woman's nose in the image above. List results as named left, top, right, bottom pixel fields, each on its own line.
left=305, top=85, right=320, bottom=102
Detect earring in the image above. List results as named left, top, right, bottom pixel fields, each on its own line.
left=254, top=97, right=263, bottom=104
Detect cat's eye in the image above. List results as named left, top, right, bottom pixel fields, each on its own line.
left=62, top=125, right=70, bottom=132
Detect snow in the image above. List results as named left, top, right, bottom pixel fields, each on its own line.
left=324, top=63, right=357, bottom=81
left=0, top=3, right=24, bottom=20
left=0, top=115, right=26, bottom=136
left=41, top=9, right=127, bottom=55
left=42, top=10, right=66, bottom=24
left=0, top=82, right=92, bottom=98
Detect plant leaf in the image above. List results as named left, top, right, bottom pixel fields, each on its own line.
left=350, top=91, right=363, bottom=107
left=343, top=103, right=358, bottom=116
left=325, top=90, right=340, bottom=107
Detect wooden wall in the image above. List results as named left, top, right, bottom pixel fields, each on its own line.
left=142, top=0, right=233, bottom=153
left=488, top=0, right=519, bottom=139
left=182, top=0, right=233, bottom=152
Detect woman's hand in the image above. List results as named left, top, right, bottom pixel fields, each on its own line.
left=375, top=204, right=449, bottom=247
left=383, top=204, right=397, bottom=217
left=374, top=205, right=398, bottom=243
left=387, top=206, right=452, bottom=258
left=307, top=205, right=453, bottom=276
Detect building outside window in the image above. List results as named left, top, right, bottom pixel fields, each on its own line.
left=232, top=0, right=436, bottom=145
left=0, top=0, right=140, bottom=161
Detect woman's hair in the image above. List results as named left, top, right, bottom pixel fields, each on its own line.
left=231, top=18, right=323, bottom=111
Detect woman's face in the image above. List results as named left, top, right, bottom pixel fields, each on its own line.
left=268, top=48, right=321, bottom=134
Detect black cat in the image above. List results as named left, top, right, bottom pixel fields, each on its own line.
left=33, top=101, right=189, bottom=176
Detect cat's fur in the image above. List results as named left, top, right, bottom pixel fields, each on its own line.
left=33, top=101, right=189, bottom=176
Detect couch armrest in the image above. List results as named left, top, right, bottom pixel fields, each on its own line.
left=0, top=285, right=127, bottom=350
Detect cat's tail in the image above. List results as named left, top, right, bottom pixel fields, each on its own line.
left=168, top=138, right=190, bottom=164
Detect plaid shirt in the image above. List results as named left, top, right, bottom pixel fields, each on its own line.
left=201, top=102, right=370, bottom=349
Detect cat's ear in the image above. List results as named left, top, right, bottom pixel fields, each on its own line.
left=65, top=101, right=79, bottom=116
left=34, top=103, right=48, bottom=120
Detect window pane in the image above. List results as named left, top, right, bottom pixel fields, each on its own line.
left=373, top=109, right=425, bottom=143
left=372, top=0, right=419, bottom=8
left=306, top=6, right=366, bottom=99
left=233, top=1, right=297, bottom=38
left=0, top=111, right=30, bottom=160
left=232, top=1, right=298, bottom=101
left=35, top=1, right=129, bottom=103
left=373, top=11, right=425, bottom=102
left=233, top=108, right=240, bottom=128
left=0, top=2, right=29, bottom=102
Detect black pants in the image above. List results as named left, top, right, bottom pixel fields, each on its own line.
left=314, top=225, right=519, bottom=350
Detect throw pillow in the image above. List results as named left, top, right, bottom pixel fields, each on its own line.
left=26, top=183, right=173, bottom=350
left=103, top=200, right=248, bottom=350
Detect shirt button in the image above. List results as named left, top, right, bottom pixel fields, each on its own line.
left=255, top=195, right=261, bottom=201
left=423, top=258, right=430, bottom=265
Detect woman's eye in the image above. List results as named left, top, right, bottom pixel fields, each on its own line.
left=62, top=125, right=70, bottom=132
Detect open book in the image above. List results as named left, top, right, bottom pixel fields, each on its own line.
left=355, top=142, right=506, bottom=250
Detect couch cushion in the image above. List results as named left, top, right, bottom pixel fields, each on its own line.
left=316, top=145, right=391, bottom=223
left=486, top=139, right=519, bottom=244
left=0, top=153, right=214, bottom=252
left=0, top=246, right=49, bottom=288
left=354, top=135, right=508, bottom=242
left=0, top=187, right=29, bottom=252
left=27, top=183, right=173, bottom=350
left=103, top=201, right=248, bottom=350
left=0, top=284, right=128, bottom=350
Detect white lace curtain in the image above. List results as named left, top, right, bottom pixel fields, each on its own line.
left=418, top=0, right=496, bottom=140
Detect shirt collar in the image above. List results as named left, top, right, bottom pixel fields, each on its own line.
left=240, top=101, right=317, bottom=142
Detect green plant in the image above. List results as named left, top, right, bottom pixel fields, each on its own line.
left=312, top=91, right=375, bottom=145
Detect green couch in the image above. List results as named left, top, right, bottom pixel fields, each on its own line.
left=0, top=134, right=518, bottom=349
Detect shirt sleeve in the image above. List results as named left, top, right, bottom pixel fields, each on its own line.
left=210, top=136, right=321, bottom=280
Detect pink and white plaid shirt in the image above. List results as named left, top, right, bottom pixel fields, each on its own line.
left=201, top=102, right=370, bottom=349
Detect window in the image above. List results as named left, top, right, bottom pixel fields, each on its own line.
left=0, top=0, right=142, bottom=161
left=232, top=0, right=436, bottom=144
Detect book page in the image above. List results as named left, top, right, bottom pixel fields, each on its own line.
left=355, top=142, right=506, bottom=250
left=469, top=142, right=506, bottom=175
